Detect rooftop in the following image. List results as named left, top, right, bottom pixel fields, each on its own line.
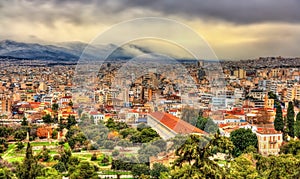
left=149, top=112, right=206, bottom=135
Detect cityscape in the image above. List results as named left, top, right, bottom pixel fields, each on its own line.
left=1, top=1, right=300, bottom=179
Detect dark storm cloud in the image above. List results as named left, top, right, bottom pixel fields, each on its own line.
left=0, top=0, right=115, bottom=26
left=48, top=0, right=300, bottom=24
left=120, top=0, right=300, bottom=24
left=2, top=0, right=300, bottom=26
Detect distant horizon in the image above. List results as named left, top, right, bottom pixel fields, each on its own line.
left=1, top=39, right=299, bottom=61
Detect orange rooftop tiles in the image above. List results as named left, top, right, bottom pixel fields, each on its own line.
left=149, top=112, right=206, bottom=135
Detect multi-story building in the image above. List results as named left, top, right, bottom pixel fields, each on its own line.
left=248, top=89, right=267, bottom=100
left=0, top=97, right=12, bottom=115
left=256, top=128, right=283, bottom=156
left=233, top=68, right=246, bottom=79
left=294, top=84, right=300, bottom=100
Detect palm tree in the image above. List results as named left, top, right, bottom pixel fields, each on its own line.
left=171, top=134, right=234, bottom=179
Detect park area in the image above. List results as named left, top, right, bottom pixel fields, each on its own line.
left=1, top=141, right=135, bottom=178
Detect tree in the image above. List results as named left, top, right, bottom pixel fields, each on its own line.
left=103, top=140, right=115, bottom=150
left=150, top=163, right=169, bottom=179
left=230, top=128, right=258, bottom=157
left=204, top=118, right=219, bottom=134
left=229, top=154, right=258, bottom=179
left=115, top=121, right=129, bottom=131
left=295, top=112, right=300, bottom=139
left=21, top=117, right=28, bottom=126
left=151, top=138, right=167, bottom=152
left=16, top=141, right=25, bottom=151
left=130, top=128, right=160, bottom=144
left=171, top=134, right=234, bottom=179
left=65, top=126, right=87, bottom=150
left=196, top=116, right=218, bottom=134
left=139, top=128, right=160, bottom=143
left=0, top=138, right=8, bottom=153
left=0, top=168, right=12, bottom=179
left=119, top=128, right=137, bottom=139
left=68, top=100, right=73, bottom=107
left=256, top=154, right=300, bottom=178
left=57, top=117, right=65, bottom=132
left=17, top=143, right=42, bottom=179
left=180, top=107, right=199, bottom=125
left=274, top=104, right=284, bottom=132
left=243, top=145, right=258, bottom=154
left=280, top=140, right=300, bottom=155
left=68, top=156, right=80, bottom=167
left=14, top=129, right=27, bottom=141
left=52, top=103, right=59, bottom=111
left=52, top=129, right=58, bottom=139
left=105, top=118, right=116, bottom=130
left=59, top=146, right=72, bottom=170
left=138, top=144, right=161, bottom=163
left=287, top=101, right=295, bottom=138
left=131, top=164, right=150, bottom=178
left=196, top=116, right=208, bottom=130
left=67, top=115, right=77, bottom=129
left=52, top=162, right=66, bottom=173
left=112, top=150, right=120, bottom=157
left=0, top=127, right=13, bottom=138
left=91, top=153, right=97, bottom=161
left=117, top=139, right=132, bottom=150
left=51, top=103, right=59, bottom=123
left=37, top=145, right=51, bottom=162
left=167, top=135, right=188, bottom=151
left=69, top=161, right=98, bottom=179
left=41, top=167, right=61, bottom=178
left=99, top=155, right=110, bottom=166
left=268, top=91, right=277, bottom=100
left=42, top=114, right=53, bottom=124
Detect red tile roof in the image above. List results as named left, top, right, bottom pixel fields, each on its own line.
left=29, top=102, right=41, bottom=109
left=256, top=127, right=282, bottom=134
left=219, top=123, right=229, bottom=128
left=226, top=108, right=245, bottom=115
left=169, top=109, right=178, bottom=112
left=149, top=112, right=207, bottom=135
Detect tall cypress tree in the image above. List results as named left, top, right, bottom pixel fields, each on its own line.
left=274, top=104, right=284, bottom=132
left=287, top=101, right=295, bottom=138
left=17, top=143, right=40, bottom=179
left=294, top=112, right=300, bottom=139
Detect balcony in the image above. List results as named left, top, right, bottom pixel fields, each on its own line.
left=269, top=140, right=277, bottom=144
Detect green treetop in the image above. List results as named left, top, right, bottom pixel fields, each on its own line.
left=274, top=104, right=284, bottom=132
left=287, top=101, right=295, bottom=138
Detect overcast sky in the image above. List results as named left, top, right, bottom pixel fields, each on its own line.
left=1, top=0, right=300, bottom=59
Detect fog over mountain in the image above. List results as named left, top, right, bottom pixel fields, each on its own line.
left=0, top=40, right=157, bottom=62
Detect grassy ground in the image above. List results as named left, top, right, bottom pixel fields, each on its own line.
left=1, top=141, right=136, bottom=178
left=1, top=142, right=59, bottom=163
left=1, top=141, right=114, bottom=168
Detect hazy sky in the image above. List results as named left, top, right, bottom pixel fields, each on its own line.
left=1, top=0, right=300, bottom=59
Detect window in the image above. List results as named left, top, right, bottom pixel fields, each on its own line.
left=264, top=137, right=266, bottom=141
left=278, top=136, right=280, bottom=140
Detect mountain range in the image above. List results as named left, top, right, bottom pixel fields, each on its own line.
left=0, top=40, right=154, bottom=62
